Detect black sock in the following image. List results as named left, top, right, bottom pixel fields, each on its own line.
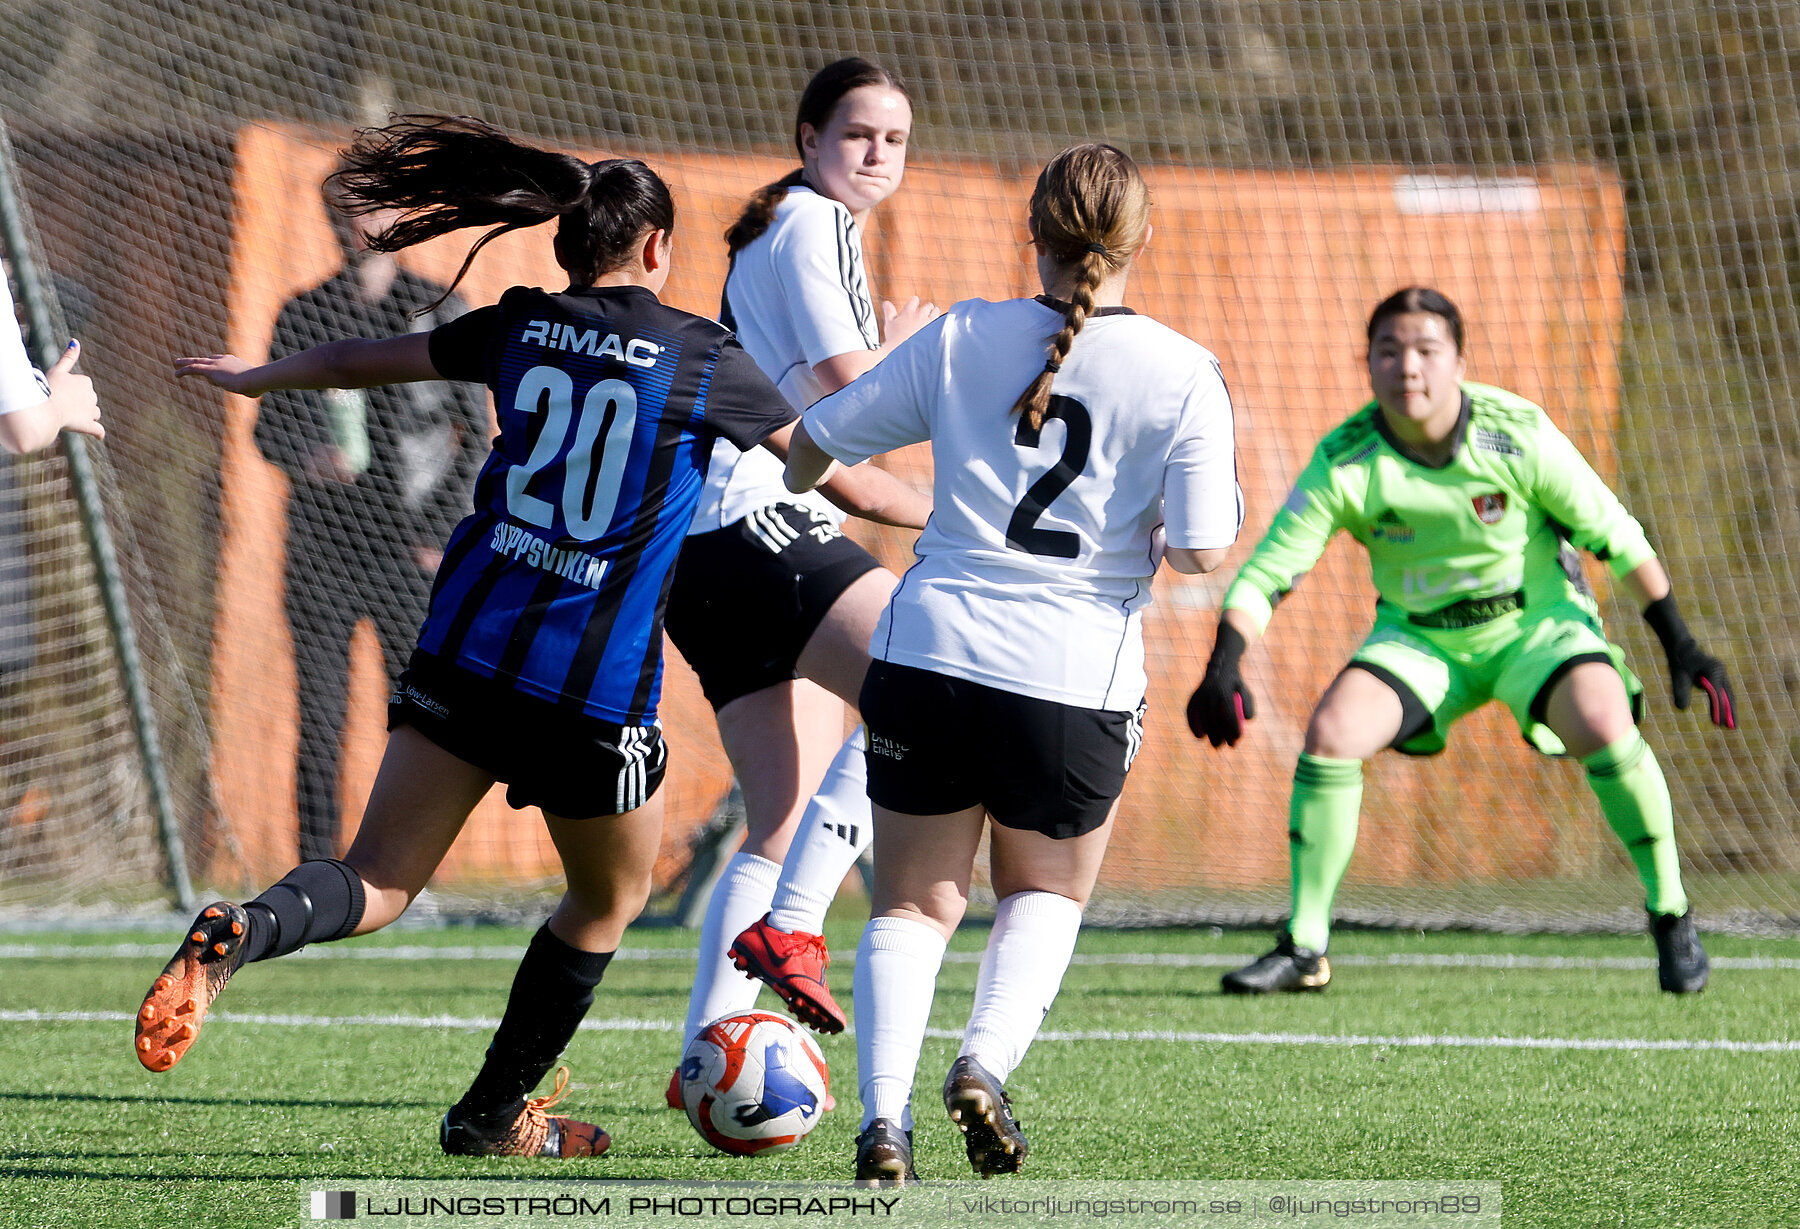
left=456, top=923, right=615, bottom=1118
left=239, top=859, right=367, bottom=964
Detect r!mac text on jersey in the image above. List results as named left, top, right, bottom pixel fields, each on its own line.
left=519, top=320, right=662, bottom=366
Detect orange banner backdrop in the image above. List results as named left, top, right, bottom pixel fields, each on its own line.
left=213, top=125, right=1624, bottom=907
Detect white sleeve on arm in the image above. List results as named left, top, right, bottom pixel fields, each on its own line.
left=769, top=198, right=880, bottom=365
left=1162, top=359, right=1243, bottom=549
left=801, top=315, right=942, bottom=465
left=0, top=276, right=49, bottom=416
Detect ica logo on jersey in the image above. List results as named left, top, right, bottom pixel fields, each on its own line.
left=1402, top=565, right=1523, bottom=601
left=520, top=320, right=662, bottom=367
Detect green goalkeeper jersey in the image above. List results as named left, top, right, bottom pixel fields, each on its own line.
left=1223, top=383, right=1656, bottom=632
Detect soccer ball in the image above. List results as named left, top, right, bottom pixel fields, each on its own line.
left=678, top=1010, right=831, bottom=1155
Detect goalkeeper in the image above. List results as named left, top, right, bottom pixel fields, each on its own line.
left=1189, top=287, right=1736, bottom=996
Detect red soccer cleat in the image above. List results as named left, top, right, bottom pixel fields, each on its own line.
left=727, top=914, right=846, bottom=1034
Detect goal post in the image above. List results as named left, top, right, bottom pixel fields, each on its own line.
left=0, top=2, right=1791, bottom=931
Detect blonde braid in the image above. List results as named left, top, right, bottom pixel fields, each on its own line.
left=1011, top=144, right=1149, bottom=429
left=1014, top=248, right=1108, bottom=429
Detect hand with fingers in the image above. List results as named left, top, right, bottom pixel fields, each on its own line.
left=1642, top=594, right=1737, bottom=730
left=880, top=296, right=940, bottom=349
left=1187, top=621, right=1257, bottom=747
left=0, top=338, right=102, bottom=454
left=43, top=339, right=101, bottom=440
left=174, top=352, right=263, bottom=397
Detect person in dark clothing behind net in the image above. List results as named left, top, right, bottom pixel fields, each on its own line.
left=254, top=177, right=488, bottom=862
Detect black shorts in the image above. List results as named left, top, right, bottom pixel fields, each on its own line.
left=388, top=651, right=666, bottom=819
left=858, top=660, right=1144, bottom=840
left=664, top=502, right=882, bottom=711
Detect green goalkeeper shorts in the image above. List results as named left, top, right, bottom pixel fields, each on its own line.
left=1349, top=598, right=1644, bottom=757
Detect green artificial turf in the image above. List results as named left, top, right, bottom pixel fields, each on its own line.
left=2, top=922, right=1796, bottom=1228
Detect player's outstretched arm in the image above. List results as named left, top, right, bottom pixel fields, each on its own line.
left=1624, top=559, right=1737, bottom=730
left=808, top=298, right=941, bottom=394
left=773, top=418, right=837, bottom=494
left=762, top=418, right=928, bottom=528
left=1185, top=447, right=1339, bottom=748
left=175, top=333, right=439, bottom=398
left=1165, top=544, right=1230, bottom=574
left=1187, top=607, right=1261, bottom=748
left=0, top=341, right=102, bottom=454
left=815, top=464, right=930, bottom=529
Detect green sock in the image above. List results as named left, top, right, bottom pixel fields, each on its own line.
left=1583, top=731, right=1688, bottom=917
left=1288, top=753, right=1364, bottom=952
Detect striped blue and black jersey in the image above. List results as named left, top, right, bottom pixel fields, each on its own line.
left=421, top=284, right=798, bottom=724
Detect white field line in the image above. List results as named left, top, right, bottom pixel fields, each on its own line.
left=4, top=1008, right=1796, bottom=1053
left=3, top=943, right=1797, bottom=972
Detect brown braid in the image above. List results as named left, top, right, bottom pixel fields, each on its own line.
left=1011, top=145, right=1151, bottom=429
left=725, top=168, right=807, bottom=253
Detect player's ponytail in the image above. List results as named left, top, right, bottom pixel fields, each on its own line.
left=726, top=168, right=807, bottom=254
left=1012, top=144, right=1151, bottom=430
left=328, top=115, right=676, bottom=307
left=725, top=57, right=909, bottom=254
left=561, top=159, right=678, bottom=284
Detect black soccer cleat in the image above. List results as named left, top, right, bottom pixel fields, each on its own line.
left=1220, top=928, right=1332, bottom=995
left=135, top=901, right=251, bottom=1072
left=854, top=1118, right=919, bottom=1186
left=440, top=1068, right=611, bottom=1158
left=1650, top=909, right=1709, bottom=994
left=943, top=1056, right=1028, bottom=1176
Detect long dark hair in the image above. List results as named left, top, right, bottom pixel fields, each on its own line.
left=724, top=57, right=909, bottom=254
left=327, top=115, right=677, bottom=309
left=1366, top=287, right=1465, bottom=353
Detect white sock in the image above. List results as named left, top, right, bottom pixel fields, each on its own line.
left=960, top=890, right=1084, bottom=1082
left=681, top=852, right=781, bottom=1042
left=854, top=914, right=946, bottom=1130
left=767, top=728, right=872, bottom=936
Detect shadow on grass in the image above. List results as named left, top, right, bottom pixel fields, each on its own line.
left=0, top=1090, right=439, bottom=1111
left=2, top=1164, right=405, bottom=1181
left=1061, top=984, right=1245, bottom=1001
left=3, top=1162, right=732, bottom=1181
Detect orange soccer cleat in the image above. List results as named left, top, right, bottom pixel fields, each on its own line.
left=134, top=902, right=250, bottom=1073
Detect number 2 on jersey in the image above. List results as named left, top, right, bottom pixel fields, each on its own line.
left=1006, top=394, right=1092, bottom=559
left=505, top=366, right=638, bottom=541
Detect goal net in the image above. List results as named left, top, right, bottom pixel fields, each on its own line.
left=0, top=1, right=1792, bottom=932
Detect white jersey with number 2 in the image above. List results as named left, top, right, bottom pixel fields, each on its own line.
left=804, top=296, right=1241, bottom=711
left=690, top=185, right=879, bottom=534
